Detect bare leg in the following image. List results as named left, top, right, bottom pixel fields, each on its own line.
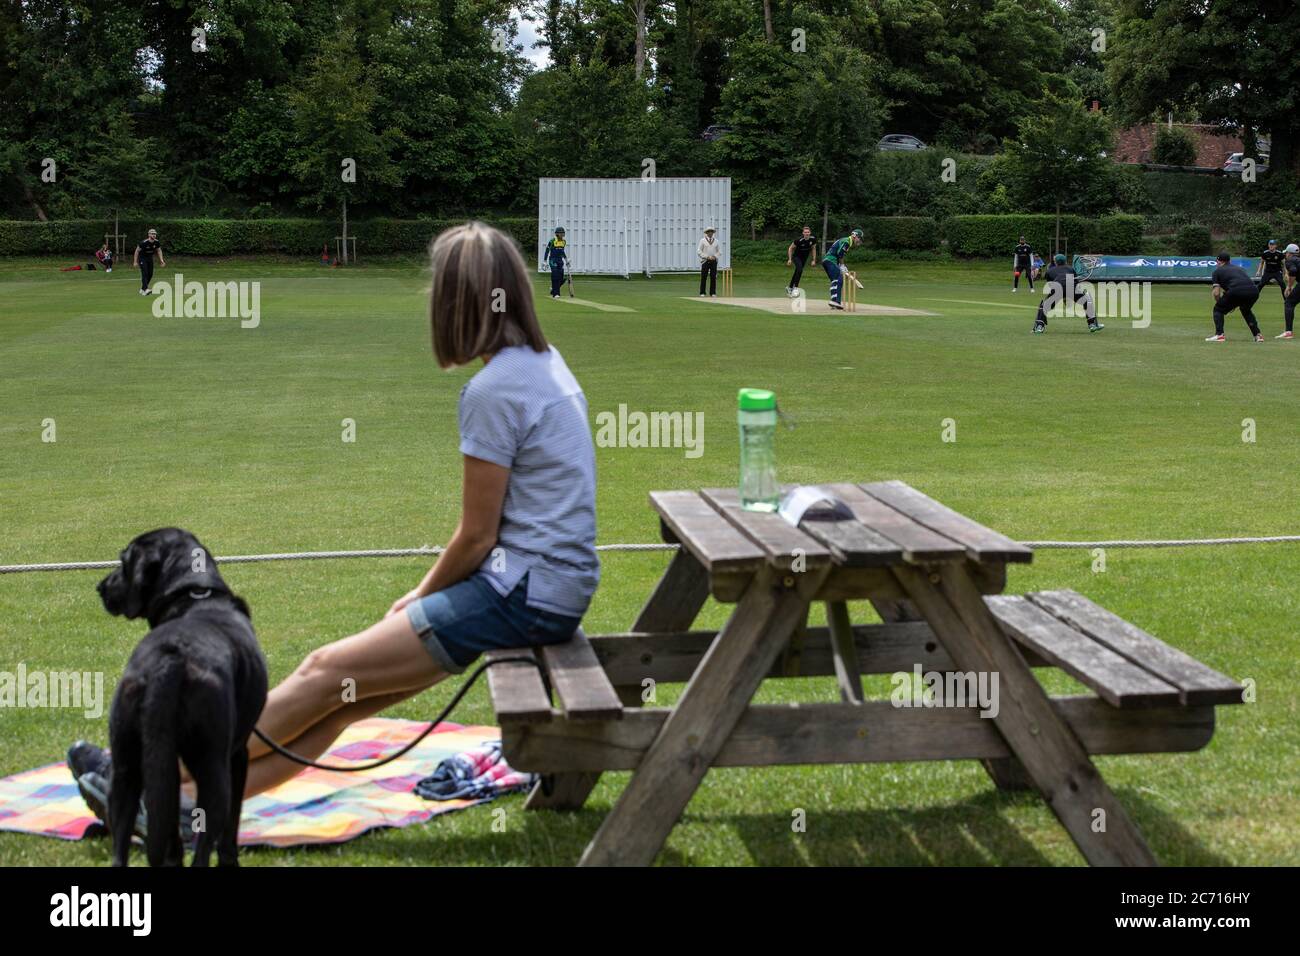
left=183, top=610, right=446, bottom=795
left=251, top=610, right=443, bottom=760
left=242, top=687, right=439, bottom=796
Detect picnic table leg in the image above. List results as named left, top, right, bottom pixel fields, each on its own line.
left=979, top=755, right=1036, bottom=792
left=825, top=601, right=865, bottom=703
left=893, top=563, right=1157, bottom=867
left=873, top=584, right=1032, bottom=789
left=525, top=549, right=712, bottom=812
left=780, top=604, right=809, bottom=676
left=579, top=564, right=829, bottom=866
left=629, top=548, right=714, bottom=633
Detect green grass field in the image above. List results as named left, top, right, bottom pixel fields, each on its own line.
left=1, top=255, right=1297, bottom=866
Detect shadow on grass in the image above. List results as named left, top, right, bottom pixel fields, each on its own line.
left=231, top=786, right=1230, bottom=867
left=723, top=789, right=1231, bottom=866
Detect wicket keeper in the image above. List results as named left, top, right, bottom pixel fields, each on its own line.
left=1207, top=252, right=1263, bottom=342
left=1032, top=253, right=1103, bottom=334
left=822, top=228, right=863, bottom=310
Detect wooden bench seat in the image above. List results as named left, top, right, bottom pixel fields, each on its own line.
left=538, top=629, right=624, bottom=721
left=988, top=595, right=1183, bottom=708
left=487, top=628, right=623, bottom=724
left=484, top=648, right=551, bottom=724
left=1026, top=589, right=1244, bottom=706
left=989, top=590, right=1243, bottom=709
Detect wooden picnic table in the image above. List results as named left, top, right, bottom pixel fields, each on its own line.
left=488, top=480, right=1244, bottom=867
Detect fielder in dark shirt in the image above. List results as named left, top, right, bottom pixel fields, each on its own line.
left=786, top=226, right=817, bottom=295
left=1032, top=254, right=1102, bottom=333
left=1255, top=240, right=1286, bottom=299
left=1012, top=237, right=1034, bottom=291
left=1208, top=254, right=1261, bottom=340
left=1212, top=262, right=1258, bottom=297
left=133, top=230, right=165, bottom=294
left=1282, top=248, right=1300, bottom=337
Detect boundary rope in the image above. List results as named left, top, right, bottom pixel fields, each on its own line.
left=2, top=536, right=1299, bottom=574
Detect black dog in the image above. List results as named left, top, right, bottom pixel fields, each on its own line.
left=98, top=529, right=267, bottom=866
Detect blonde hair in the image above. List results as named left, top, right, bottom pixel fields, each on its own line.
left=428, top=222, right=547, bottom=368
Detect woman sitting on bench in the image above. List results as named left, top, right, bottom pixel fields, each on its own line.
left=70, top=222, right=600, bottom=802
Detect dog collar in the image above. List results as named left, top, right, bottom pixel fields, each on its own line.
left=146, top=583, right=229, bottom=623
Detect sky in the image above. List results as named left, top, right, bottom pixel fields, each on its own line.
left=512, top=11, right=550, bottom=69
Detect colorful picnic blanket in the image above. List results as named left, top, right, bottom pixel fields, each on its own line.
left=0, top=718, right=508, bottom=847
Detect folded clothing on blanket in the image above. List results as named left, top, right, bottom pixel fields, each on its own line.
left=414, top=740, right=536, bottom=801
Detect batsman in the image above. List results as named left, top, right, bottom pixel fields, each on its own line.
left=822, top=228, right=863, bottom=310
left=543, top=226, right=570, bottom=299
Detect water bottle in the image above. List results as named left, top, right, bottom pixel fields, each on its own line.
left=738, top=387, right=779, bottom=512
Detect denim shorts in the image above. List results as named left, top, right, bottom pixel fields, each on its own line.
left=405, top=573, right=581, bottom=674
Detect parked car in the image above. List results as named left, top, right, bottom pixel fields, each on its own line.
left=701, top=125, right=733, bottom=142
left=877, top=134, right=927, bottom=152
left=1223, top=152, right=1269, bottom=174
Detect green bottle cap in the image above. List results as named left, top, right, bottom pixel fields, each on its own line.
left=738, top=387, right=776, bottom=411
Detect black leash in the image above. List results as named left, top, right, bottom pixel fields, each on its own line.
left=250, top=656, right=547, bottom=772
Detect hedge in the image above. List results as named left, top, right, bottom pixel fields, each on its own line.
left=1142, top=172, right=1250, bottom=231
left=861, top=216, right=940, bottom=250
left=0, top=217, right=538, bottom=256
left=729, top=238, right=950, bottom=266
left=2, top=214, right=1148, bottom=258
left=943, top=213, right=1144, bottom=256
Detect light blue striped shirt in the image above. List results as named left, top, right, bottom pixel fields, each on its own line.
left=459, top=345, right=600, bottom=617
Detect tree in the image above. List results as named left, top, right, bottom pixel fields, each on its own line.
left=134, top=0, right=305, bottom=209
left=634, top=0, right=649, bottom=77
left=513, top=46, right=663, bottom=179
left=857, top=0, right=1062, bottom=150
left=1107, top=0, right=1300, bottom=173
left=1152, top=125, right=1196, bottom=167
left=0, top=0, right=152, bottom=219
left=1051, top=0, right=1114, bottom=108
left=63, top=111, right=167, bottom=219
left=1000, top=88, right=1117, bottom=212
left=369, top=0, right=528, bottom=214
left=288, top=20, right=399, bottom=248
left=656, top=0, right=732, bottom=138
left=716, top=29, right=881, bottom=231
